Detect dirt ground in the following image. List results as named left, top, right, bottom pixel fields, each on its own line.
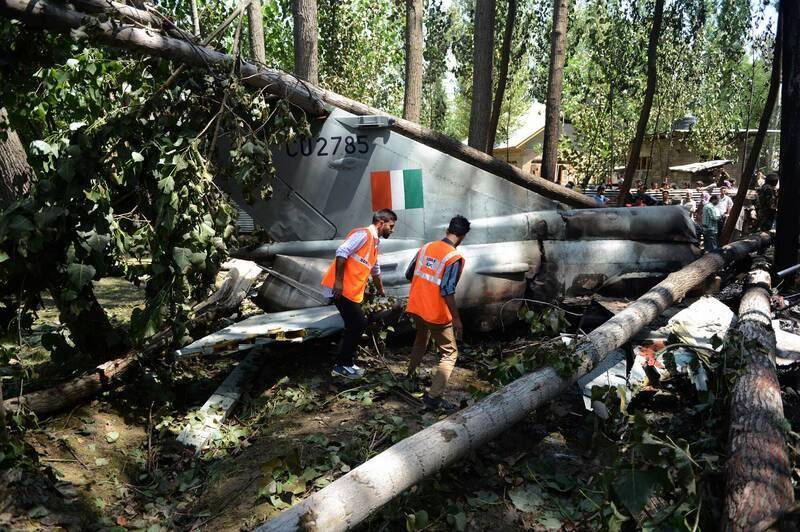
left=4, top=275, right=800, bottom=531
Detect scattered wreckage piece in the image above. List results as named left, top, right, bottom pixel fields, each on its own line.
left=2, top=262, right=263, bottom=416
left=256, top=233, right=772, bottom=532
left=173, top=306, right=343, bottom=358
left=724, top=262, right=794, bottom=531
left=177, top=350, right=263, bottom=453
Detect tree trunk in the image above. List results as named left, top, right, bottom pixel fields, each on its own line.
left=0, top=109, right=32, bottom=203
left=721, top=8, right=782, bottom=245
left=487, top=0, right=516, bottom=155
left=775, top=1, right=800, bottom=272
left=190, top=0, right=200, bottom=36
left=292, top=0, right=318, bottom=85
left=724, top=263, right=793, bottom=531
left=0, top=379, right=6, bottom=445
left=47, top=280, right=120, bottom=359
left=0, top=0, right=598, bottom=209
left=540, top=0, right=568, bottom=182
left=468, top=0, right=495, bottom=152
left=258, top=233, right=773, bottom=532
left=3, top=260, right=264, bottom=415
left=402, top=0, right=423, bottom=123
left=246, top=0, right=265, bottom=64
left=616, top=0, right=664, bottom=206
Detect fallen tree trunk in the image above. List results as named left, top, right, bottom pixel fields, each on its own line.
left=258, top=233, right=773, bottom=532
left=724, top=261, right=793, bottom=531
left=2, top=260, right=264, bottom=416
left=0, top=0, right=597, bottom=209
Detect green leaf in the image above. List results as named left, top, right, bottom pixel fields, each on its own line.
left=95, top=457, right=109, bottom=466
left=67, top=263, right=96, bottom=288
left=172, top=247, right=192, bottom=273
left=106, top=431, right=119, bottom=443
left=613, top=469, right=666, bottom=516
left=509, top=484, right=544, bottom=513
left=0, top=251, right=8, bottom=263
left=9, top=215, right=35, bottom=233
left=131, top=151, right=144, bottom=163
left=31, top=140, right=51, bottom=155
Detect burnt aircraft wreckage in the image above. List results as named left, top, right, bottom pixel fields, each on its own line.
left=228, top=108, right=699, bottom=331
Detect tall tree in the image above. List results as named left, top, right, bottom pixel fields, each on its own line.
left=0, top=110, right=32, bottom=203
left=403, top=0, right=424, bottom=122
left=468, top=0, right=495, bottom=152
left=293, top=0, right=319, bottom=84
left=487, top=0, right=517, bottom=155
left=247, top=0, right=266, bottom=64
left=775, top=0, right=800, bottom=272
left=189, top=0, right=200, bottom=36
left=617, top=0, right=665, bottom=206
left=540, top=0, right=568, bottom=182
left=721, top=7, right=782, bottom=245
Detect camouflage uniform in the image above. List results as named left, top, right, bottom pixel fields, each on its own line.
left=757, top=183, right=778, bottom=232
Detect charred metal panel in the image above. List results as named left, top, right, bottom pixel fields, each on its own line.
left=465, top=206, right=697, bottom=244
left=559, top=206, right=697, bottom=242
left=532, top=240, right=699, bottom=300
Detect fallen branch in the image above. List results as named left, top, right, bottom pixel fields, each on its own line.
left=2, top=260, right=263, bottom=416
left=0, top=0, right=596, bottom=209
left=724, top=260, right=794, bottom=531
left=257, top=233, right=773, bottom=532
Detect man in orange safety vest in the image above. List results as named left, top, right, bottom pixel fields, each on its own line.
left=404, top=215, right=470, bottom=411
left=321, top=209, right=397, bottom=379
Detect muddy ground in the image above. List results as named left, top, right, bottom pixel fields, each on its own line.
left=3, top=276, right=800, bottom=531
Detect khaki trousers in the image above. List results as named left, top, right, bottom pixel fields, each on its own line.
left=407, top=314, right=458, bottom=398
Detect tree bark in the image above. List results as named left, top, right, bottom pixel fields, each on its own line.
left=721, top=8, right=782, bottom=245
left=487, top=0, right=516, bottom=155
left=540, top=0, right=568, bottom=182
left=246, top=0, right=265, bottom=64
left=616, top=0, right=664, bottom=206
left=0, top=379, right=6, bottom=445
left=724, top=263, right=793, bottom=531
left=0, top=0, right=597, bottom=208
left=0, top=109, right=32, bottom=203
left=189, top=0, right=200, bottom=36
left=402, top=0, right=423, bottom=123
left=257, top=233, right=773, bottom=532
left=468, top=0, right=495, bottom=152
left=292, top=0, right=318, bottom=85
left=2, top=260, right=264, bottom=415
left=775, top=1, right=800, bottom=272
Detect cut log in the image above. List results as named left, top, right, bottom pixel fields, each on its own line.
left=2, top=260, right=264, bottom=416
left=0, top=0, right=597, bottom=209
left=257, top=233, right=773, bottom=532
left=724, top=263, right=794, bottom=531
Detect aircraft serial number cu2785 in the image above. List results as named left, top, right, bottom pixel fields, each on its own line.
left=285, top=135, right=371, bottom=157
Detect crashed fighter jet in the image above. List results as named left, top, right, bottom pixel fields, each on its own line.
left=227, top=108, right=699, bottom=332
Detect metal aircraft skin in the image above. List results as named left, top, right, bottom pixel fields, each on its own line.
left=228, top=109, right=699, bottom=331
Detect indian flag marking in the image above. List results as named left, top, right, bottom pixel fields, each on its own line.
left=370, top=169, right=424, bottom=211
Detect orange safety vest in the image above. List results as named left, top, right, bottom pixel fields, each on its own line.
left=321, top=227, right=378, bottom=303
left=406, top=240, right=464, bottom=325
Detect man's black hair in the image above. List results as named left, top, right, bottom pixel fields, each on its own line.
left=766, top=172, right=779, bottom=184
left=373, top=209, right=398, bottom=223
left=447, top=215, right=471, bottom=237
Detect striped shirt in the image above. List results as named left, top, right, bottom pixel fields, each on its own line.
left=321, top=225, right=380, bottom=299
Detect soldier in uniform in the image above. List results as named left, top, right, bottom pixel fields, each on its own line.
left=757, top=173, right=779, bottom=232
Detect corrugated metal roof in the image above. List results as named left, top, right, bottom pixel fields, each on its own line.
left=668, top=159, right=732, bottom=173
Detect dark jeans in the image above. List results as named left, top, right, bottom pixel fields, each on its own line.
left=333, top=296, right=368, bottom=366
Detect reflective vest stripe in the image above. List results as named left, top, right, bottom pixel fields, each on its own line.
left=415, top=271, right=441, bottom=285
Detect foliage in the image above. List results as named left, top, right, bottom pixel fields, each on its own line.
left=0, top=19, right=309, bottom=347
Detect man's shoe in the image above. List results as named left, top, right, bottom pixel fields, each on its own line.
left=331, top=364, right=366, bottom=380
left=422, top=393, right=456, bottom=413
